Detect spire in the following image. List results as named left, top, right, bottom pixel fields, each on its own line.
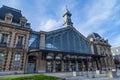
left=63, top=7, right=73, bottom=27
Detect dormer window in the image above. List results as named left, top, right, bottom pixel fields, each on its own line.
left=5, top=13, right=13, bottom=24
left=21, top=21, right=25, bottom=27
left=20, top=16, right=27, bottom=27
left=26, top=23, right=31, bottom=28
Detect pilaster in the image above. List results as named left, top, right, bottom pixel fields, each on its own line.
left=10, top=32, right=16, bottom=48
left=53, top=60, right=56, bottom=72
left=76, top=61, right=78, bottom=71
left=5, top=50, right=12, bottom=71
left=62, top=60, right=64, bottom=72
left=40, top=34, right=45, bottom=49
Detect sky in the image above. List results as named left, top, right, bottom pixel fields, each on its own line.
left=0, top=0, right=120, bottom=47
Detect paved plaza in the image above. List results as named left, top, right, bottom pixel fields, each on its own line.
left=0, top=70, right=120, bottom=80
left=44, top=70, right=120, bottom=80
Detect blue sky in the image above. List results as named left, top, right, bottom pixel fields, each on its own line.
left=0, top=0, right=120, bottom=47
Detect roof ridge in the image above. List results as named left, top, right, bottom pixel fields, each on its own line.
left=3, top=5, right=21, bottom=13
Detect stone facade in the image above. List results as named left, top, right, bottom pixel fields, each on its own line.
left=87, top=33, right=115, bottom=71
left=0, top=6, right=31, bottom=74
left=0, top=25, right=30, bottom=73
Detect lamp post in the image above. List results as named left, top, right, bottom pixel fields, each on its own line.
left=86, top=57, right=89, bottom=78
left=92, top=58, right=95, bottom=78
left=81, top=59, right=84, bottom=76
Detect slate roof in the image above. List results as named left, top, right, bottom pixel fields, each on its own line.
left=87, top=32, right=101, bottom=39
left=0, top=5, right=22, bottom=23
left=46, top=26, right=89, bottom=41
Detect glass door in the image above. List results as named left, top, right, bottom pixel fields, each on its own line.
left=46, top=61, right=53, bottom=72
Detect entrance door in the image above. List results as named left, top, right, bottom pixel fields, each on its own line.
left=71, top=62, right=76, bottom=71
left=27, top=56, right=36, bottom=73
left=27, top=63, right=35, bottom=73
left=78, top=63, right=82, bottom=71
left=64, top=62, right=69, bottom=71
left=56, top=61, right=61, bottom=72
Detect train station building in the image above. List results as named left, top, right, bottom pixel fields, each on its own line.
left=0, top=5, right=115, bottom=74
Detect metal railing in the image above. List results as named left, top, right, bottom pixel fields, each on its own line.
left=0, top=42, right=8, bottom=47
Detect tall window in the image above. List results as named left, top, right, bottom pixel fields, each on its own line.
left=14, top=53, right=21, bottom=70
left=1, top=34, right=8, bottom=44
left=0, top=52, right=4, bottom=70
left=17, top=36, right=23, bottom=45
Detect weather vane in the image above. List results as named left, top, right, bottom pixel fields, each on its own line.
left=66, top=5, right=68, bottom=10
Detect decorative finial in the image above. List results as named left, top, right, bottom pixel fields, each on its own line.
left=65, top=5, right=68, bottom=11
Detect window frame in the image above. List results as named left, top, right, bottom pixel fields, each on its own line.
left=0, top=52, right=4, bottom=70
left=1, top=33, right=8, bottom=44
left=13, top=53, right=21, bottom=70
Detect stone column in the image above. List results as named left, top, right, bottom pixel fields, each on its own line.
left=99, top=58, right=102, bottom=69
left=5, top=51, right=12, bottom=71
left=104, top=57, right=107, bottom=70
left=40, top=34, right=45, bottom=49
left=96, top=45, right=100, bottom=55
left=106, top=57, right=110, bottom=69
left=24, top=54, right=28, bottom=73
left=96, top=58, right=101, bottom=70
left=25, top=33, right=29, bottom=50
left=0, top=33, right=2, bottom=42
left=38, top=60, right=46, bottom=73
left=35, top=52, right=39, bottom=73
left=110, top=56, right=115, bottom=68
left=10, top=32, right=16, bottom=48
left=62, top=60, right=64, bottom=72
left=53, top=60, right=56, bottom=72
left=91, top=44, right=94, bottom=54
left=38, top=52, right=46, bottom=73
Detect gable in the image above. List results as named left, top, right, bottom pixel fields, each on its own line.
left=45, top=27, right=92, bottom=54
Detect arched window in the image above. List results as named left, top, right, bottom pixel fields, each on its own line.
left=0, top=52, right=4, bottom=70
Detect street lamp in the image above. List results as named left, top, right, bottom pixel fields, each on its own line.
left=92, top=59, right=95, bottom=78
left=86, top=57, right=89, bottom=78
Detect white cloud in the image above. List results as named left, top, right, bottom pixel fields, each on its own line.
left=115, top=20, right=120, bottom=26
left=39, top=19, right=62, bottom=31
left=2, top=0, right=21, bottom=8
left=110, top=35, right=120, bottom=47
left=77, top=0, right=118, bottom=36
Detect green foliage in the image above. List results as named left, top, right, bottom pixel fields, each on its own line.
left=2, top=75, right=59, bottom=80
left=114, top=58, right=120, bottom=65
